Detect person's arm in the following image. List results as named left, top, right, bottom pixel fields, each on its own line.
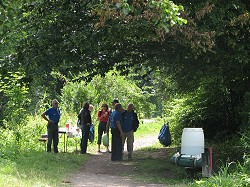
left=106, top=114, right=111, bottom=135
left=132, top=112, right=140, bottom=132
left=134, top=112, right=139, bottom=125
left=41, top=112, right=54, bottom=124
left=84, top=110, right=92, bottom=125
left=116, top=121, right=124, bottom=137
left=98, top=110, right=108, bottom=121
left=86, top=110, right=92, bottom=125
left=97, top=111, right=101, bottom=121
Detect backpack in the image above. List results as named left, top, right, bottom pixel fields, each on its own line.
left=89, top=124, right=94, bottom=143
left=132, top=112, right=139, bottom=132
left=158, top=123, right=172, bottom=146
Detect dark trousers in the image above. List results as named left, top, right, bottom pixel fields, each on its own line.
left=111, top=128, right=122, bottom=161
left=47, top=124, right=59, bottom=153
left=97, top=122, right=107, bottom=145
left=81, top=125, right=90, bottom=154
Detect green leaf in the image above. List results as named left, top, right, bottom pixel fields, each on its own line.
left=116, top=3, right=122, bottom=9
left=122, top=7, right=130, bottom=15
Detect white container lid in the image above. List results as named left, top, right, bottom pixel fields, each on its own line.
left=183, top=128, right=203, bottom=132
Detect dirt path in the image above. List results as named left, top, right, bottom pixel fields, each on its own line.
left=67, top=134, right=167, bottom=187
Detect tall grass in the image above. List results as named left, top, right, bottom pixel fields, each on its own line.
left=0, top=151, right=89, bottom=187
left=0, top=116, right=165, bottom=187
left=132, top=143, right=191, bottom=186
left=192, top=128, right=250, bottom=187
left=134, top=117, right=164, bottom=139
left=192, top=159, right=250, bottom=187
left=0, top=113, right=89, bottom=187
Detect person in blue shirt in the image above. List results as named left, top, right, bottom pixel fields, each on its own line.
left=106, top=99, right=119, bottom=133
left=41, top=99, right=61, bottom=153
left=109, top=103, right=124, bottom=161
left=121, top=103, right=139, bottom=160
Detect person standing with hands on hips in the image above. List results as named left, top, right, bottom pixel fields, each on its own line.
left=97, top=103, right=110, bottom=153
left=109, top=103, right=124, bottom=161
left=41, top=99, right=61, bottom=153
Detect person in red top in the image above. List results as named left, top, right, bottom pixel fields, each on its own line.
left=97, top=103, right=111, bottom=153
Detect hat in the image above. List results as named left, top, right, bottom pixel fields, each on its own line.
left=112, top=99, right=119, bottom=104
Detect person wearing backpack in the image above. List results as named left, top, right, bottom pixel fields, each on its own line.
left=97, top=103, right=110, bottom=153
left=121, top=103, right=139, bottom=160
left=78, top=101, right=92, bottom=154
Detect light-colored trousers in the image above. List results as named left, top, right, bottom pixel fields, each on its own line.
left=122, top=130, right=134, bottom=156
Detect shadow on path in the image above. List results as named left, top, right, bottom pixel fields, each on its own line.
left=67, top=135, right=167, bottom=187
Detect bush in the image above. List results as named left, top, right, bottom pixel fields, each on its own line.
left=0, top=115, right=46, bottom=159
left=164, top=94, right=204, bottom=145
left=60, top=71, right=155, bottom=121
left=192, top=159, right=250, bottom=187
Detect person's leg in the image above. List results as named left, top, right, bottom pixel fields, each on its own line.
left=47, top=129, right=52, bottom=152
left=111, top=128, right=116, bottom=161
left=81, top=125, right=90, bottom=154
left=105, top=145, right=111, bottom=152
left=111, top=128, right=122, bottom=161
left=53, top=127, right=59, bottom=153
left=111, top=128, right=123, bottom=161
left=116, top=135, right=123, bottom=161
left=122, top=133, right=127, bottom=153
left=126, top=131, right=134, bottom=160
left=97, top=123, right=103, bottom=152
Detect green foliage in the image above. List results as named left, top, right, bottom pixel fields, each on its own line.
left=0, top=0, right=24, bottom=58
left=149, top=0, right=187, bottom=31
left=60, top=71, right=154, bottom=119
left=192, top=160, right=250, bottom=187
left=0, top=72, right=30, bottom=126
left=97, top=0, right=187, bottom=31
left=0, top=128, right=19, bottom=159
left=240, top=128, right=250, bottom=152
left=134, top=118, right=164, bottom=139
left=0, top=114, right=46, bottom=159
left=0, top=72, right=31, bottom=150
left=147, top=0, right=250, bottom=142
left=0, top=152, right=89, bottom=187
left=2, top=0, right=187, bottom=87
left=0, top=0, right=249, bottom=185
left=163, top=91, right=208, bottom=144
left=242, top=92, right=250, bottom=131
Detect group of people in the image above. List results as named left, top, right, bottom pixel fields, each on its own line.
left=41, top=99, right=139, bottom=161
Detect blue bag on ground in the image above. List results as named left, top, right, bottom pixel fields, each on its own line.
left=89, top=124, right=94, bottom=143
left=158, top=123, right=172, bottom=146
